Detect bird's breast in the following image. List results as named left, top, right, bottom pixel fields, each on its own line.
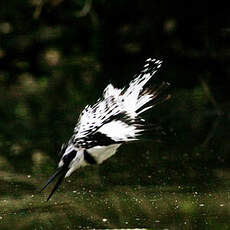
left=86, top=144, right=121, bottom=164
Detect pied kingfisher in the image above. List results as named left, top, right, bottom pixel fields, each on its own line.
left=40, top=58, right=170, bottom=200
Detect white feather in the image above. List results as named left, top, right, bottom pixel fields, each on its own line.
left=74, top=58, right=165, bottom=143
left=98, top=120, right=142, bottom=141
left=87, top=144, right=121, bottom=164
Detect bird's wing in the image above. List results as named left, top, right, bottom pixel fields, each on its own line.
left=73, top=95, right=120, bottom=140
left=73, top=58, right=170, bottom=148
left=72, top=97, right=143, bottom=148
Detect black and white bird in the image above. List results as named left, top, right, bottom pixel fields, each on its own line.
left=40, top=58, right=170, bottom=200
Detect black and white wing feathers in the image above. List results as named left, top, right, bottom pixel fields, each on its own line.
left=73, top=58, right=170, bottom=149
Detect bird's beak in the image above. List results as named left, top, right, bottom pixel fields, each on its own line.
left=40, top=166, right=68, bottom=201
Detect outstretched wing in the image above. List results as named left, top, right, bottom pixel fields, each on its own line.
left=73, top=58, right=170, bottom=148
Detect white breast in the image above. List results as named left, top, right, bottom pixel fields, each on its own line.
left=87, top=144, right=121, bottom=164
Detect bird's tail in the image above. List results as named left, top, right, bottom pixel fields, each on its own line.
left=121, top=58, right=171, bottom=118
left=101, top=58, right=171, bottom=143
left=136, top=81, right=171, bottom=115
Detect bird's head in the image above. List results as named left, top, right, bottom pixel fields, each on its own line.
left=40, top=142, right=83, bottom=200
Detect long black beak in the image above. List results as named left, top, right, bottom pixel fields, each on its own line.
left=40, top=166, right=68, bottom=201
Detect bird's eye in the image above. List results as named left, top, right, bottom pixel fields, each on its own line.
left=62, top=150, right=77, bottom=165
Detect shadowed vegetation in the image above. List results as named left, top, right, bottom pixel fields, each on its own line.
left=0, top=0, right=230, bottom=229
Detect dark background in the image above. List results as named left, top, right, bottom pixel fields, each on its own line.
left=0, top=0, right=230, bottom=188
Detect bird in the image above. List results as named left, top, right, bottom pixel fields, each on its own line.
left=40, top=58, right=171, bottom=200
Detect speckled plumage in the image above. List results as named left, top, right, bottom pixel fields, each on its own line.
left=40, top=58, right=170, bottom=200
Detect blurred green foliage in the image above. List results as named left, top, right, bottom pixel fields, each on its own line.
left=1, top=1, right=230, bottom=229
left=0, top=0, right=230, bottom=182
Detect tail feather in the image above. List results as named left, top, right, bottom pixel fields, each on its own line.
left=121, top=58, right=170, bottom=117
left=136, top=81, right=171, bottom=115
